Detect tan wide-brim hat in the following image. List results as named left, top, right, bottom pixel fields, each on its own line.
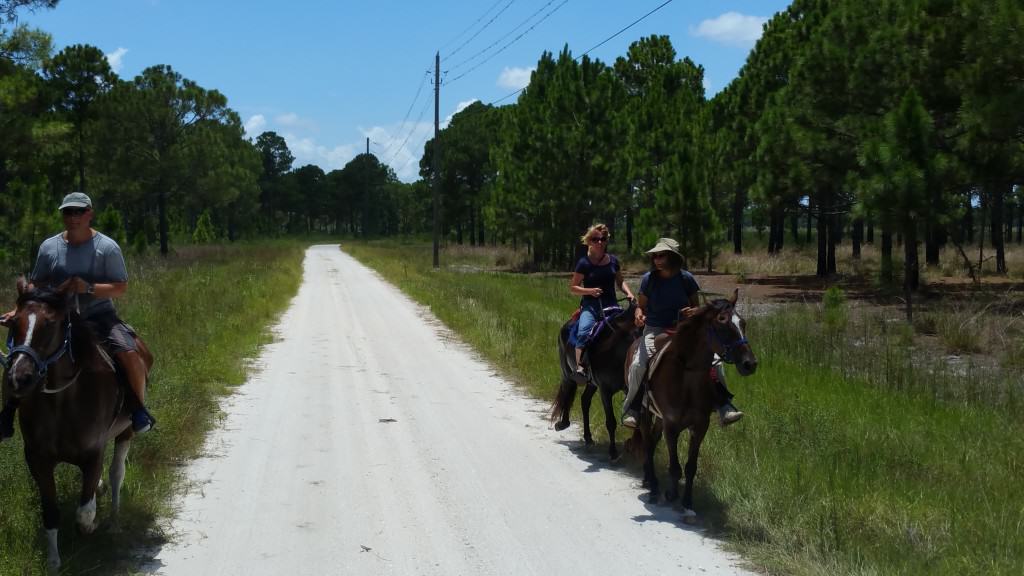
left=645, top=237, right=682, bottom=258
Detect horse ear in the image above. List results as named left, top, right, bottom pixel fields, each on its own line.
left=730, top=287, right=739, bottom=306
left=16, top=276, right=28, bottom=295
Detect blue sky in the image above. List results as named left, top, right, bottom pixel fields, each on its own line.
left=19, top=0, right=791, bottom=181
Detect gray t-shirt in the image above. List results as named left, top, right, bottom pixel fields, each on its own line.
left=31, top=231, right=128, bottom=319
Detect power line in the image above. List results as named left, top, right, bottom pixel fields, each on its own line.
left=379, top=69, right=431, bottom=159
left=386, top=95, right=433, bottom=168
left=448, top=0, right=559, bottom=73
left=488, top=0, right=678, bottom=105
left=439, top=0, right=506, bottom=51
left=445, top=0, right=518, bottom=60
left=579, top=0, right=676, bottom=59
left=446, top=0, right=569, bottom=86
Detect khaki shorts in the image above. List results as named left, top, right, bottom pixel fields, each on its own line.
left=81, top=311, right=138, bottom=355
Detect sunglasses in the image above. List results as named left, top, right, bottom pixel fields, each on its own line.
left=589, top=236, right=608, bottom=244
left=61, top=207, right=89, bottom=216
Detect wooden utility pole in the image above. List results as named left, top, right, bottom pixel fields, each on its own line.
left=432, top=51, right=441, bottom=269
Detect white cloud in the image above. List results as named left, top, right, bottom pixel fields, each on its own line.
left=691, top=12, right=768, bottom=47
left=284, top=133, right=359, bottom=172
left=496, top=66, right=534, bottom=90
left=444, top=99, right=478, bottom=128
left=243, top=114, right=266, bottom=136
left=274, top=112, right=318, bottom=132
left=105, top=47, right=128, bottom=74
left=361, top=100, right=475, bottom=182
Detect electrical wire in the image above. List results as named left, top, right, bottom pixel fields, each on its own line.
left=386, top=96, right=433, bottom=168
left=379, top=69, right=431, bottom=159
left=446, top=0, right=569, bottom=86
left=445, top=0, right=518, bottom=60
left=439, top=0, right=507, bottom=52
left=447, top=0, right=559, bottom=73
left=488, top=0, right=677, bottom=105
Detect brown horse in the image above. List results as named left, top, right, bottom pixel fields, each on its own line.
left=551, top=299, right=638, bottom=461
left=628, top=289, right=757, bottom=521
left=1, top=278, right=152, bottom=572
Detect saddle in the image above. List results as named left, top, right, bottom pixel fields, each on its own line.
left=639, top=334, right=722, bottom=421
left=566, top=306, right=624, bottom=350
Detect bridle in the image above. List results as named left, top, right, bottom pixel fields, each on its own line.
left=1, top=312, right=79, bottom=394
left=706, top=308, right=749, bottom=365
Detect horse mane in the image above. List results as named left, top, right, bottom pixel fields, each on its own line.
left=17, top=286, right=68, bottom=309
left=17, top=286, right=108, bottom=371
left=670, top=298, right=732, bottom=360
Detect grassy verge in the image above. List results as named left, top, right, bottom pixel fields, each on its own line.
left=0, top=240, right=306, bottom=575
left=344, top=239, right=1024, bottom=576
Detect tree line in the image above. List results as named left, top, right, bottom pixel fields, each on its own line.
left=0, top=0, right=422, bottom=271
left=3, top=0, right=1022, bottom=301
left=418, top=0, right=1023, bottom=293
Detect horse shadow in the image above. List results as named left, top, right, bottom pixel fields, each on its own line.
left=554, top=436, right=744, bottom=539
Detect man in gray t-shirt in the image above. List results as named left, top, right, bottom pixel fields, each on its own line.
left=1, top=192, right=155, bottom=442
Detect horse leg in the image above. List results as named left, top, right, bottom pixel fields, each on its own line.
left=681, top=418, right=710, bottom=523
left=643, top=419, right=663, bottom=503
left=580, top=384, right=596, bottom=446
left=27, top=456, right=61, bottom=573
left=76, top=452, right=104, bottom=534
left=599, top=387, right=619, bottom=461
left=663, top=421, right=684, bottom=503
left=109, top=433, right=132, bottom=531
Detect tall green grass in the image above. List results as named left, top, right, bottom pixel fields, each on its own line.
left=0, top=241, right=305, bottom=575
left=345, top=239, right=1024, bottom=576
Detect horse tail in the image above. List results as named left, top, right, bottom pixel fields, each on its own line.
left=550, top=377, right=578, bottom=426
left=551, top=324, right=577, bottom=428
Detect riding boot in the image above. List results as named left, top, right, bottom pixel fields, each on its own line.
left=712, top=379, right=743, bottom=427
left=114, top=350, right=156, bottom=433
left=0, top=399, right=18, bottom=441
left=622, top=376, right=643, bottom=428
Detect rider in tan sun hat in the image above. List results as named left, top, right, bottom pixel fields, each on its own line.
left=622, top=238, right=743, bottom=428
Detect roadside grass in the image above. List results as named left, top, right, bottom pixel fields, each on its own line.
left=0, top=240, right=305, bottom=575
left=345, top=239, right=1024, bottom=576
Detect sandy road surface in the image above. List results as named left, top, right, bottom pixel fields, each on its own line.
left=145, top=245, right=753, bottom=576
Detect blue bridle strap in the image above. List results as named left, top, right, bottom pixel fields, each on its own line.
left=707, top=324, right=748, bottom=365
left=1, top=317, right=74, bottom=375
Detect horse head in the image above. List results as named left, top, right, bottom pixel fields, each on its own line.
left=702, top=288, right=757, bottom=376
left=3, top=277, right=75, bottom=398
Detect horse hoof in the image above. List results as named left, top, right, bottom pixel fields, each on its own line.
left=647, top=492, right=659, bottom=504
left=554, top=421, right=570, bottom=431
left=681, top=509, right=698, bottom=524
left=583, top=437, right=594, bottom=446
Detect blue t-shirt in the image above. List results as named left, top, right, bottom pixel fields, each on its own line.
left=574, top=254, right=620, bottom=309
left=639, top=270, right=700, bottom=327
left=31, top=231, right=128, bottom=319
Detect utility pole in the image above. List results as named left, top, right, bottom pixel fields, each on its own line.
left=432, top=51, right=441, bottom=269
left=366, top=137, right=369, bottom=156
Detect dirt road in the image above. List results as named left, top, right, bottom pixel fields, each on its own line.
left=146, top=245, right=753, bottom=576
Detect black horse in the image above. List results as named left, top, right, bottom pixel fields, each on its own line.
left=550, top=299, right=638, bottom=461
left=2, top=278, right=152, bottom=572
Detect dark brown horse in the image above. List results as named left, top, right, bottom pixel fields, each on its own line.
left=1, top=278, right=152, bottom=572
left=628, top=289, right=756, bottom=521
left=551, top=299, right=638, bottom=460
